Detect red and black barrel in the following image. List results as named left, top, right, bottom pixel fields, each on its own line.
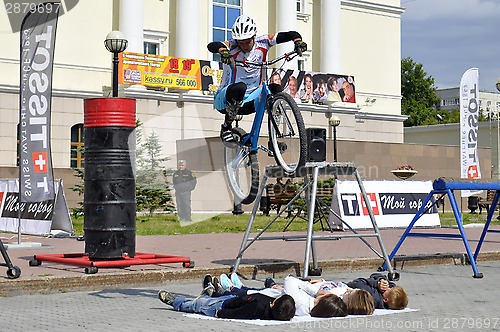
left=83, top=98, right=136, bottom=259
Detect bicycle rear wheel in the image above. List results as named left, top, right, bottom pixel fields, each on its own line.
left=223, top=127, right=260, bottom=205
left=268, top=92, right=307, bottom=176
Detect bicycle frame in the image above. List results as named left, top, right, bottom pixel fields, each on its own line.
left=238, top=82, right=271, bottom=154
left=233, top=51, right=299, bottom=155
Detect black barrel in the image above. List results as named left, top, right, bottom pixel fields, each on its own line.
left=83, top=98, right=136, bottom=259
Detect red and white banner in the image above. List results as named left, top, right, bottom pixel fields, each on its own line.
left=460, top=68, right=481, bottom=197
left=19, top=3, right=60, bottom=203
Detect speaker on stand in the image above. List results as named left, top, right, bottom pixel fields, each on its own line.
left=306, top=128, right=326, bottom=162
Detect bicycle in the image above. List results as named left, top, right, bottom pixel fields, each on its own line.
left=223, top=50, right=307, bottom=205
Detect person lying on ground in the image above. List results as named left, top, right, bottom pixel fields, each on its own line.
left=346, top=273, right=408, bottom=310
left=158, top=285, right=295, bottom=321
left=203, top=273, right=348, bottom=318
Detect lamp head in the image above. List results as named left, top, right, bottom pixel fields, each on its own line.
left=329, top=115, right=341, bottom=127
left=496, top=79, right=500, bottom=93
left=104, top=30, right=128, bottom=53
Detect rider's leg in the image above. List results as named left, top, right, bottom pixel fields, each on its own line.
left=215, top=82, right=247, bottom=147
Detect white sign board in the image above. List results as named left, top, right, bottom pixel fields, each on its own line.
left=0, top=179, right=73, bottom=235
left=329, top=180, right=440, bottom=229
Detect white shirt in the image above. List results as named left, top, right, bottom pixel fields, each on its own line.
left=283, top=276, right=317, bottom=316
left=218, top=34, right=278, bottom=96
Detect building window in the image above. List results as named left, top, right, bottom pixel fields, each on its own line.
left=143, top=30, right=168, bottom=56
left=297, top=0, right=302, bottom=12
left=298, top=59, right=305, bottom=71
left=144, top=42, right=159, bottom=55
left=212, top=0, right=241, bottom=61
left=71, top=124, right=84, bottom=168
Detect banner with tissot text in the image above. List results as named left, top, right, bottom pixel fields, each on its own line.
left=460, top=68, right=481, bottom=197
left=19, top=3, right=60, bottom=203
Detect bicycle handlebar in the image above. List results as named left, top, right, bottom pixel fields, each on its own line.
left=234, top=50, right=300, bottom=68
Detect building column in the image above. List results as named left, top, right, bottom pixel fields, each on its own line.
left=320, top=0, right=341, bottom=73
left=119, top=0, right=144, bottom=53
left=176, top=0, right=200, bottom=59
left=277, top=0, right=297, bottom=70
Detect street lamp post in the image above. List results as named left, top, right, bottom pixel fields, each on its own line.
left=496, top=79, right=500, bottom=180
left=104, top=31, right=128, bottom=97
left=329, top=115, right=341, bottom=162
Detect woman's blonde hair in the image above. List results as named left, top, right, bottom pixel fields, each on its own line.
left=346, top=289, right=375, bottom=315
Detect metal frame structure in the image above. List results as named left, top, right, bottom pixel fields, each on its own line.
left=232, top=161, right=398, bottom=280
left=0, top=240, right=21, bottom=279
left=381, top=178, right=500, bottom=278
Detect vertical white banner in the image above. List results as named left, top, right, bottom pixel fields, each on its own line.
left=460, top=68, right=481, bottom=197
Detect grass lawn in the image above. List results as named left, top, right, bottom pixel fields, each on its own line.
left=70, top=210, right=500, bottom=237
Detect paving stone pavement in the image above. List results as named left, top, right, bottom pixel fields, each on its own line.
left=0, top=225, right=499, bottom=331
left=0, top=262, right=499, bottom=331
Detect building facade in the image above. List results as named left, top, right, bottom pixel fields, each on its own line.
left=436, top=87, right=500, bottom=116
left=0, top=0, right=406, bottom=210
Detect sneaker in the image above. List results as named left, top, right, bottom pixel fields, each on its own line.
left=264, top=277, right=276, bottom=288
left=220, top=124, right=237, bottom=148
left=200, top=284, right=215, bottom=297
left=230, top=273, right=244, bottom=288
left=211, top=276, right=224, bottom=295
left=202, top=274, right=213, bottom=289
left=220, top=273, right=235, bottom=291
left=158, top=290, right=175, bottom=306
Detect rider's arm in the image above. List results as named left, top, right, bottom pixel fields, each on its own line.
left=276, top=31, right=303, bottom=44
left=207, top=41, right=229, bottom=54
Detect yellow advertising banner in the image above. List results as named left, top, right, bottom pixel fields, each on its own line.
left=118, top=52, right=202, bottom=90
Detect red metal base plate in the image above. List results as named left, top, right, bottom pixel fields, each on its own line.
left=33, top=252, right=192, bottom=268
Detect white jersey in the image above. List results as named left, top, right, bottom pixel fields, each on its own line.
left=219, top=33, right=278, bottom=95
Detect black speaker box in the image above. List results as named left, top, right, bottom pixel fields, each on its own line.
left=306, top=128, right=326, bottom=162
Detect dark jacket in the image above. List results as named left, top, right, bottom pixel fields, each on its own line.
left=346, top=273, right=395, bottom=309
left=217, top=293, right=274, bottom=320
left=172, top=169, right=197, bottom=193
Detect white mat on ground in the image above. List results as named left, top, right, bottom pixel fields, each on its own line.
left=184, top=308, right=419, bottom=326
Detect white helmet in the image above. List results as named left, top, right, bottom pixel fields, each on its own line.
left=231, top=15, right=257, bottom=40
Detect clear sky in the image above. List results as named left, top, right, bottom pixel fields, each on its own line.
left=401, top=0, right=500, bottom=92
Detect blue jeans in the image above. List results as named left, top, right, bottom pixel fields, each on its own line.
left=172, top=295, right=235, bottom=317
left=214, top=85, right=263, bottom=113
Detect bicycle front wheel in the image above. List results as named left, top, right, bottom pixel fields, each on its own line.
left=223, top=127, right=260, bottom=205
left=268, top=92, right=307, bottom=176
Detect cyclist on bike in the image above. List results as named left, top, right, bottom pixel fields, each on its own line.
left=207, top=15, right=307, bottom=147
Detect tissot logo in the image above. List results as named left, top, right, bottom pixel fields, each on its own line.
left=3, top=0, right=79, bottom=32
left=340, top=192, right=380, bottom=216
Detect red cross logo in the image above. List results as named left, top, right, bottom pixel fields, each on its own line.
left=360, top=192, right=380, bottom=215
left=467, top=165, right=479, bottom=179
left=32, top=152, right=48, bottom=173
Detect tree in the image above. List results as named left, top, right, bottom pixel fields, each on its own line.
left=401, top=57, right=441, bottom=127
left=69, top=121, right=174, bottom=217
left=135, top=129, right=173, bottom=215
